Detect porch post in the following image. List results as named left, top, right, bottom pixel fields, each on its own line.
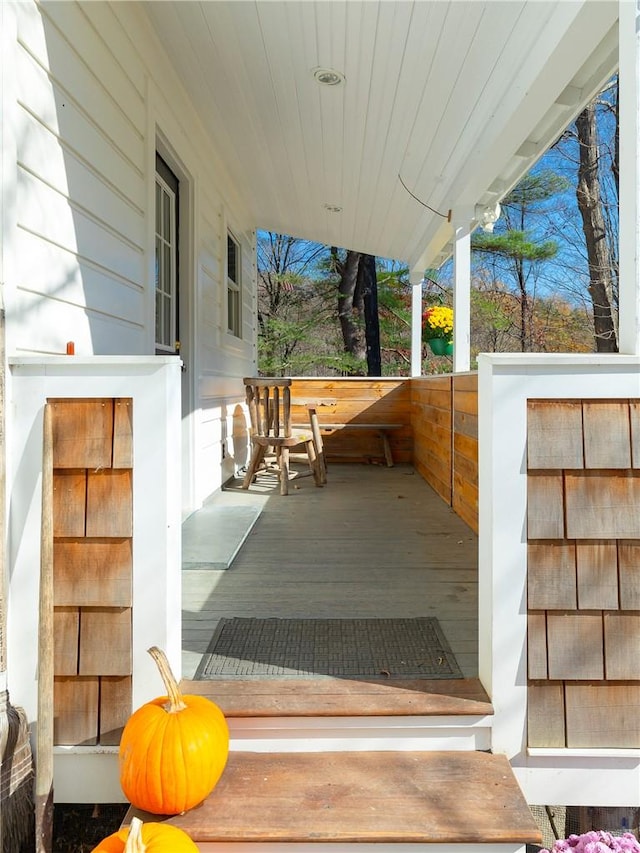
left=410, top=271, right=424, bottom=377
left=451, top=206, right=473, bottom=373
left=618, top=0, right=640, bottom=354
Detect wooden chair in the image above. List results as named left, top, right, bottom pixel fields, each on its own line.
left=242, top=378, right=323, bottom=495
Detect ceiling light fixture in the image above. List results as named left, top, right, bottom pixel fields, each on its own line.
left=313, top=67, right=345, bottom=87
left=323, top=203, right=343, bottom=213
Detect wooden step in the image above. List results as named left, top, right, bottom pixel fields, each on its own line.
left=127, top=750, right=542, bottom=850
left=182, top=677, right=493, bottom=717
left=183, top=678, right=493, bottom=753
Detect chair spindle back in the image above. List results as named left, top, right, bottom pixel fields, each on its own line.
left=244, top=378, right=293, bottom=440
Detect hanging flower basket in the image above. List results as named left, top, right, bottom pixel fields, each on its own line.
left=422, top=306, right=453, bottom=356
left=427, top=338, right=453, bottom=356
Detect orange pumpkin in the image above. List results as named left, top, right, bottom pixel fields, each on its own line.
left=92, top=816, right=198, bottom=852
left=119, top=646, right=229, bottom=815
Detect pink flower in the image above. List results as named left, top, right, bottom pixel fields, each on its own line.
left=545, top=832, right=640, bottom=853
left=585, top=842, right=615, bottom=853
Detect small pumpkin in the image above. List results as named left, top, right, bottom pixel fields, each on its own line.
left=119, top=646, right=229, bottom=815
left=92, top=816, right=198, bottom=852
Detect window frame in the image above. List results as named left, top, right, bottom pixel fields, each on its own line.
left=155, top=155, right=179, bottom=354
left=227, top=231, right=242, bottom=338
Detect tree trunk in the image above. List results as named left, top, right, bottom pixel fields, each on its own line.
left=575, top=103, right=618, bottom=352
left=358, top=254, right=382, bottom=375
left=336, top=250, right=366, bottom=370
left=515, top=258, right=528, bottom=352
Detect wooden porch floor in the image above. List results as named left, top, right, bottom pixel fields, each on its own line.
left=182, top=463, right=479, bottom=682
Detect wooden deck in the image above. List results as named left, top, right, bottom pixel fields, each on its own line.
left=182, top=463, right=479, bottom=682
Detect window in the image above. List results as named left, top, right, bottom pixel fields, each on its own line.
left=227, top=232, right=241, bottom=337
left=155, top=154, right=179, bottom=353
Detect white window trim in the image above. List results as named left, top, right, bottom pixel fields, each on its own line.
left=155, top=171, right=177, bottom=353
left=227, top=230, right=242, bottom=338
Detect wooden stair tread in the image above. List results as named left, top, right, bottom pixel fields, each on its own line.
left=129, top=750, right=541, bottom=844
left=181, top=677, right=493, bottom=717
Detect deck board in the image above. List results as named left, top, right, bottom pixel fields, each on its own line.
left=183, top=676, right=492, bottom=717
left=128, top=751, right=541, bottom=845
left=182, top=464, right=478, bottom=680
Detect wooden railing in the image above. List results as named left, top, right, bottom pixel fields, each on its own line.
left=289, top=378, right=412, bottom=465
left=287, top=375, right=479, bottom=533
left=411, top=374, right=478, bottom=533
left=452, top=375, right=479, bottom=533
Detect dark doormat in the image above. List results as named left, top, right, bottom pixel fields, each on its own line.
left=195, top=617, right=463, bottom=680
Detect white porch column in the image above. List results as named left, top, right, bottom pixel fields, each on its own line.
left=451, top=207, right=473, bottom=372
left=410, top=271, right=424, bottom=377
left=618, top=0, right=640, bottom=354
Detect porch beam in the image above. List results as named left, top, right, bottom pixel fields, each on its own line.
left=410, top=271, right=424, bottom=377
left=451, top=206, right=474, bottom=373
left=618, top=0, right=640, bottom=355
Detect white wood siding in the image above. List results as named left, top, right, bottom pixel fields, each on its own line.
left=3, top=1, right=258, bottom=512
left=13, top=2, right=147, bottom=355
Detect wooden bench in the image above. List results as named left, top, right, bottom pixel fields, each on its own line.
left=293, top=407, right=403, bottom=472
left=312, top=420, right=402, bottom=468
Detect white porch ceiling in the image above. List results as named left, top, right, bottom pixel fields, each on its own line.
left=140, top=1, right=618, bottom=274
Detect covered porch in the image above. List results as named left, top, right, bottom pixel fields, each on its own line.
left=182, top=375, right=479, bottom=682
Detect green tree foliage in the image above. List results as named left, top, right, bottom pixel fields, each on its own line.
left=257, top=232, right=381, bottom=376
left=472, top=230, right=557, bottom=264
left=376, top=264, right=412, bottom=374
left=257, top=232, right=340, bottom=375
left=471, top=170, right=568, bottom=351
left=470, top=286, right=515, bottom=353
left=470, top=281, right=593, bottom=360
left=506, top=170, right=571, bottom=210
left=257, top=228, right=594, bottom=376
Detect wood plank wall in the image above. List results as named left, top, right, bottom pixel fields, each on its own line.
left=411, top=375, right=478, bottom=533
left=263, top=377, right=477, bottom=534
left=51, top=398, right=133, bottom=746
left=527, top=399, right=640, bottom=749
left=411, top=376, right=452, bottom=503
left=452, top=375, right=478, bottom=532
left=289, top=379, right=412, bottom=465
